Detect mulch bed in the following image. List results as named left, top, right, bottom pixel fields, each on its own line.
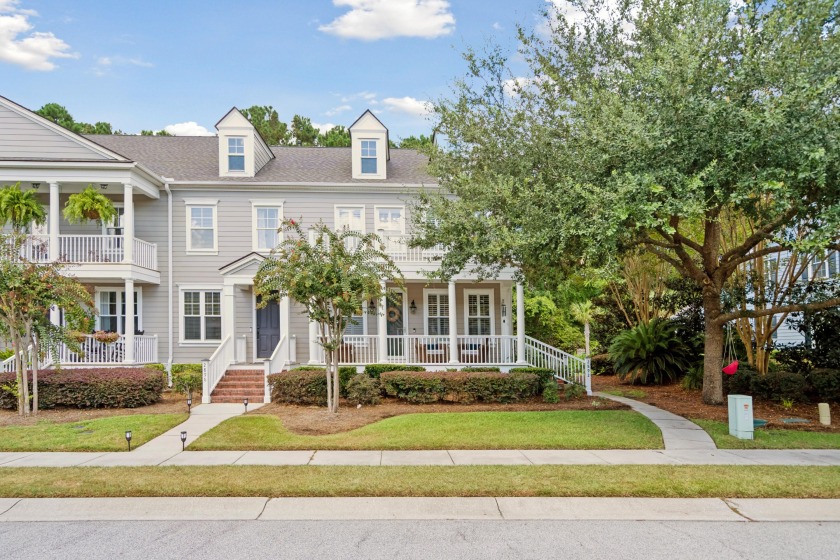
left=0, top=391, right=192, bottom=427
left=592, top=375, right=840, bottom=433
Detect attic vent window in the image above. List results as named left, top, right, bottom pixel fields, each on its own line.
left=228, top=137, right=245, bottom=171
left=361, top=140, right=377, bottom=174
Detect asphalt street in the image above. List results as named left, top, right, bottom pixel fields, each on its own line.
left=1, top=519, right=837, bottom=560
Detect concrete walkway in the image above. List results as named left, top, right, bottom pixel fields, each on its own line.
left=597, top=392, right=717, bottom=450
left=1, top=448, right=839, bottom=467
left=0, top=497, right=838, bottom=521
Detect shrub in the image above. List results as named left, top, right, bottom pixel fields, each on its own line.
left=0, top=368, right=165, bottom=409
left=808, top=369, right=840, bottom=403
left=364, top=364, right=426, bottom=378
left=542, top=381, right=560, bottom=403
left=338, top=366, right=359, bottom=397
left=172, top=363, right=202, bottom=374
left=268, top=370, right=327, bottom=406
left=681, top=363, right=704, bottom=391
left=589, top=353, right=614, bottom=376
left=563, top=383, right=586, bottom=400
left=346, top=374, right=382, bottom=405
left=609, top=319, right=690, bottom=385
left=380, top=370, right=539, bottom=404
left=750, top=370, right=808, bottom=403
left=172, top=369, right=202, bottom=400
left=510, top=367, right=554, bottom=391
left=461, top=366, right=500, bottom=373
left=724, top=367, right=757, bottom=395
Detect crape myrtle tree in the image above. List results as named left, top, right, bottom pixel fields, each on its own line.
left=411, top=0, right=840, bottom=404
left=254, top=220, right=403, bottom=413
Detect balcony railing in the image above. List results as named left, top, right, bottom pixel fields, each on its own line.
left=380, top=235, right=445, bottom=263
left=8, top=235, right=158, bottom=270
left=314, top=334, right=519, bottom=365
left=55, top=334, right=159, bottom=365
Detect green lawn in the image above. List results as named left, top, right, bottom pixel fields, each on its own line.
left=0, top=465, right=837, bottom=498
left=190, top=410, right=663, bottom=451
left=0, top=414, right=188, bottom=452
left=694, top=419, right=840, bottom=449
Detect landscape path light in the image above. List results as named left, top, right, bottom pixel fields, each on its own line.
left=125, top=430, right=132, bottom=452
left=180, top=431, right=187, bottom=451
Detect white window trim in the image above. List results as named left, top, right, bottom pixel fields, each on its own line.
left=463, top=289, right=495, bottom=336
left=101, top=203, right=124, bottom=236
left=227, top=136, right=246, bottom=173
left=184, top=199, right=219, bottom=254
left=178, top=286, right=223, bottom=345
left=251, top=202, right=284, bottom=252
left=374, top=205, right=406, bottom=235
left=423, top=289, right=450, bottom=336
left=360, top=139, right=377, bottom=174
left=334, top=205, right=366, bottom=233
left=93, top=287, right=144, bottom=333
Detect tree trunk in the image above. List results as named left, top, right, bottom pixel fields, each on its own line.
left=325, top=348, right=334, bottom=412
left=31, top=339, right=39, bottom=415
left=701, top=288, right=725, bottom=405
left=333, top=357, right=341, bottom=414
left=13, top=344, right=23, bottom=416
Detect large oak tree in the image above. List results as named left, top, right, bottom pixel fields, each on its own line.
left=413, top=0, right=840, bottom=404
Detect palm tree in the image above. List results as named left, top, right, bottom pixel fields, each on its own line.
left=0, top=183, right=45, bottom=234
left=570, top=300, right=600, bottom=356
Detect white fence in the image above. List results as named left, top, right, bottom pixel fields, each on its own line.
left=203, top=335, right=233, bottom=404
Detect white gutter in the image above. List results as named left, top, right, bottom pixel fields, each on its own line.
left=164, top=179, right=174, bottom=386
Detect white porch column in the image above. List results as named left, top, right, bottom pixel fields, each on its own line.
left=123, top=183, right=134, bottom=264
left=124, top=278, right=135, bottom=364
left=48, top=182, right=60, bottom=261
left=377, top=280, right=388, bottom=363
left=308, top=318, right=320, bottom=364
left=448, top=280, right=458, bottom=364
left=516, top=282, right=527, bottom=364
left=500, top=281, right=513, bottom=363
left=222, top=284, right=235, bottom=346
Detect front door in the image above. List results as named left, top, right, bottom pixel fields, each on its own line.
left=386, top=291, right=404, bottom=358
left=256, top=299, right=280, bottom=358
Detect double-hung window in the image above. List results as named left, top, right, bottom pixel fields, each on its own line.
left=335, top=206, right=365, bottom=250
left=185, top=200, right=218, bottom=253
left=465, top=290, right=493, bottom=336
left=425, top=292, right=450, bottom=335
left=361, top=140, right=377, bottom=174
left=228, top=137, right=245, bottom=171
left=96, top=289, right=141, bottom=334
left=182, top=290, right=221, bottom=342
left=254, top=206, right=281, bottom=251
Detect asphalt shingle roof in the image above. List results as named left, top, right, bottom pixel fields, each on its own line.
left=85, top=135, right=436, bottom=185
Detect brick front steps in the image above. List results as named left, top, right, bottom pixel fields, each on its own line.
left=211, top=370, right=265, bottom=403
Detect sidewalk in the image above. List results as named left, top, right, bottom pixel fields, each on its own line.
left=0, top=497, right=838, bottom=521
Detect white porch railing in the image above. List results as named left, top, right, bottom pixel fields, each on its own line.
left=264, top=335, right=289, bottom=402
left=381, top=234, right=445, bottom=263
left=1, top=346, right=53, bottom=373
left=341, top=335, right=380, bottom=364
left=133, top=238, right=158, bottom=269
left=7, top=234, right=158, bottom=270
left=55, top=334, right=158, bottom=365
left=524, top=335, right=591, bottom=394
left=202, top=335, right=234, bottom=404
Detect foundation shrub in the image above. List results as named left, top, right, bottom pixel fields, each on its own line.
left=380, top=370, right=539, bottom=404
left=0, top=367, right=165, bottom=409
left=808, top=369, right=840, bottom=403
left=345, top=374, right=382, bottom=405
left=563, top=382, right=587, bottom=400
left=338, top=366, right=360, bottom=397
left=542, top=380, right=560, bottom=403
left=509, top=367, right=555, bottom=391
left=461, top=366, right=500, bottom=373
left=268, top=370, right=327, bottom=406
left=363, top=364, right=426, bottom=379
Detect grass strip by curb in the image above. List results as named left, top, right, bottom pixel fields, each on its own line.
left=0, top=414, right=189, bottom=452
left=693, top=419, right=840, bottom=450
left=191, top=410, right=663, bottom=451
left=0, top=465, right=838, bottom=498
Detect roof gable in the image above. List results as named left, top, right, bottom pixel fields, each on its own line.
left=0, top=96, right=129, bottom=162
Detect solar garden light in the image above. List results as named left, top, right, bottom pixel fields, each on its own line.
left=180, top=431, right=187, bottom=451
left=244, top=398, right=249, bottom=412
left=125, top=430, right=132, bottom=452
left=187, top=397, right=192, bottom=414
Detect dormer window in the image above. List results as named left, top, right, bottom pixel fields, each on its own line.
left=361, top=140, right=377, bottom=174
left=228, top=137, right=245, bottom=171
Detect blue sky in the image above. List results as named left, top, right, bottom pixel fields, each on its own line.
left=0, top=0, right=551, bottom=141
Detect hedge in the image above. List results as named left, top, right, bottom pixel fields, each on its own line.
left=725, top=368, right=811, bottom=403
left=364, top=364, right=426, bottom=378
left=268, top=370, right=327, bottom=406
left=380, top=370, right=539, bottom=404
left=0, top=368, right=165, bottom=409
left=509, top=367, right=555, bottom=390
left=809, top=369, right=840, bottom=403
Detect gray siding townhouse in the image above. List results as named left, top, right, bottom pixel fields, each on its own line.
left=0, top=95, right=590, bottom=402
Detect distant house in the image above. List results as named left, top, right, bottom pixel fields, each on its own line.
left=0, top=95, right=590, bottom=402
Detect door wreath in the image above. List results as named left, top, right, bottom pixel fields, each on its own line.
left=386, top=306, right=401, bottom=322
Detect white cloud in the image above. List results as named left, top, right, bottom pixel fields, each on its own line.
left=492, top=22, right=503, bottom=31
left=319, top=0, right=455, bottom=40
left=543, top=1, right=638, bottom=37
left=312, top=122, right=337, bottom=134
left=382, top=96, right=432, bottom=117
left=92, top=55, right=153, bottom=76
left=502, top=75, right=553, bottom=97
left=325, top=104, right=352, bottom=117
left=163, top=121, right=213, bottom=136
left=0, top=1, right=76, bottom=71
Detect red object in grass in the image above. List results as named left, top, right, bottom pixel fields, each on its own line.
left=722, top=360, right=739, bottom=375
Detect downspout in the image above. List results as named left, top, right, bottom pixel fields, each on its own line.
left=164, top=179, right=174, bottom=386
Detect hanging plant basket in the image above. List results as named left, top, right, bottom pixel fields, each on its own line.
left=63, top=185, right=117, bottom=225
